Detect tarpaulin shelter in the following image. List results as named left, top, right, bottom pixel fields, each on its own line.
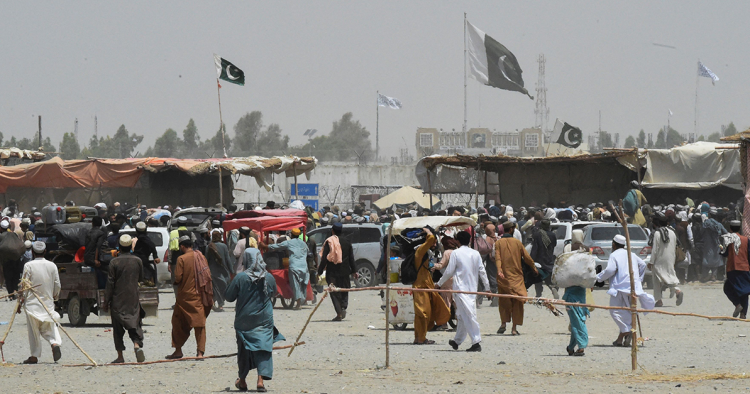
left=372, top=186, right=441, bottom=211
left=222, top=216, right=308, bottom=237
left=0, top=155, right=317, bottom=212
left=226, top=209, right=308, bottom=220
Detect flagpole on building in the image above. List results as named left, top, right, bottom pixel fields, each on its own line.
left=216, top=77, right=226, bottom=208
left=376, top=91, right=379, bottom=161
left=463, top=12, right=468, bottom=133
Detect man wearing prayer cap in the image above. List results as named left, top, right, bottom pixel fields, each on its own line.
left=595, top=234, right=655, bottom=347
left=133, top=221, right=160, bottom=286
left=19, top=241, right=62, bottom=364
left=103, top=234, right=147, bottom=363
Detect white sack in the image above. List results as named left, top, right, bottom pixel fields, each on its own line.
left=552, top=250, right=597, bottom=289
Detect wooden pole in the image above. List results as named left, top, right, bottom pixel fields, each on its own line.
left=384, top=224, right=393, bottom=368
left=293, top=161, right=299, bottom=201
left=216, top=79, right=228, bottom=158
left=427, top=170, right=434, bottom=210
left=26, top=286, right=98, bottom=366
left=287, top=292, right=328, bottom=357
left=474, top=161, right=480, bottom=208
left=483, top=170, right=488, bottom=206
left=218, top=165, right=224, bottom=208
left=0, top=297, right=22, bottom=362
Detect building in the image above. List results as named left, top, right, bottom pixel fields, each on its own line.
left=416, top=127, right=544, bottom=158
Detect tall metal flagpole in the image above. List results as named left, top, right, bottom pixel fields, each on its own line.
left=376, top=91, right=379, bottom=161
left=693, top=61, right=699, bottom=137
left=463, top=12, right=468, bottom=133
left=216, top=77, right=226, bottom=207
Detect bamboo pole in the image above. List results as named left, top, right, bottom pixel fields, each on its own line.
left=288, top=292, right=328, bottom=357
left=384, top=224, right=393, bottom=368
left=26, top=285, right=98, bottom=366
left=0, top=297, right=22, bottom=362
left=324, top=286, right=750, bottom=322
left=0, top=284, right=40, bottom=301
left=63, top=343, right=304, bottom=367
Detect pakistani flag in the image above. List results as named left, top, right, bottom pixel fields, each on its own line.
left=466, top=20, right=532, bottom=99
left=551, top=119, right=583, bottom=148
left=214, top=54, right=245, bottom=86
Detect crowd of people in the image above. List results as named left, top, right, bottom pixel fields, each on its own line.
left=1, top=187, right=748, bottom=388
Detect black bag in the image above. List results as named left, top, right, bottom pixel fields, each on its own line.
left=400, top=253, right=429, bottom=285
left=0, top=232, right=25, bottom=262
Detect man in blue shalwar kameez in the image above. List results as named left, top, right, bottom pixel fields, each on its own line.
left=268, top=228, right=309, bottom=309
left=225, top=256, right=284, bottom=392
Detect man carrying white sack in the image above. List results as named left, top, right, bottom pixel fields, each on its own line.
left=595, top=234, right=655, bottom=347
left=17, top=241, right=62, bottom=364
left=436, top=230, right=490, bottom=352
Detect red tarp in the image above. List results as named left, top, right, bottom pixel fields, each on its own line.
left=222, top=216, right=307, bottom=236
left=226, top=209, right=308, bottom=220
left=0, top=157, right=146, bottom=193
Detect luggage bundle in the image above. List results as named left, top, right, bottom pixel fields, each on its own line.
left=551, top=250, right=597, bottom=289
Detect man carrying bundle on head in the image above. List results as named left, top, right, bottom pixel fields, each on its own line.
left=410, top=227, right=450, bottom=345
left=436, top=231, right=489, bottom=352
left=595, top=234, right=655, bottom=347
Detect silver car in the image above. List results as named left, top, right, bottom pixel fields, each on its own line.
left=582, top=223, right=653, bottom=287
left=307, top=223, right=384, bottom=288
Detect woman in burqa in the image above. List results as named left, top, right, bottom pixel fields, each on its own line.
left=207, top=229, right=233, bottom=312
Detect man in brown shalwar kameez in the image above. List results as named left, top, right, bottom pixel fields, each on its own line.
left=494, top=222, right=537, bottom=336
left=103, top=234, right=146, bottom=363
left=167, top=236, right=208, bottom=359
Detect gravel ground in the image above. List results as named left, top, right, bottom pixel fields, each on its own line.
left=1, top=281, right=750, bottom=393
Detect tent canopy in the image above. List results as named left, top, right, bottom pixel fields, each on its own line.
left=390, top=216, right=475, bottom=234
left=372, top=186, right=440, bottom=211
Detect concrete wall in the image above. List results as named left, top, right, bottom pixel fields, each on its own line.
left=232, top=161, right=420, bottom=209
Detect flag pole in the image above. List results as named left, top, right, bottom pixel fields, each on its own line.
left=463, top=12, right=468, bottom=133
left=376, top=91, right=379, bottom=162
left=693, top=61, right=699, bottom=137
left=216, top=77, right=226, bottom=208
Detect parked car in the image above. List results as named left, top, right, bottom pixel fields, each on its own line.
left=307, top=223, right=384, bottom=288
left=581, top=223, right=653, bottom=288
left=532, top=221, right=597, bottom=257
left=119, top=227, right=171, bottom=286
left=169, top=207, right=225, bottom=233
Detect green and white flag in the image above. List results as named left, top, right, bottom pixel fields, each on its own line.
left=466, top=20, right=532, bottom=99
left=214, top=54, right=245, bottom=86
left=551, top=118, right=583, bottom=148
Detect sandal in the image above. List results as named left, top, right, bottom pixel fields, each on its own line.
left=110, top=359, right=124, bottom=364
left=257, top=385, right=267, bottom=393
left=511, top=330, right=520, bottom=336
left=497, top=326, right=506, bottom=334
left=574, top=349, right=585, bottom=357
left=22, top=357, right=38, bottom=364
left=235, top=378, right=248, bottom=392
left=165, top=354, right=183, bottom=360
left=566, top=346, right=574, bottom=356
left=612, top=341, right=623, bottom=347
left=414, top=339, right=436, bottom=345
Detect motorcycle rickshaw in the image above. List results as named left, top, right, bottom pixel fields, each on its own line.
left=381, top=216, right=476, bottom=330
left=223, top=214, right=315, bottom=309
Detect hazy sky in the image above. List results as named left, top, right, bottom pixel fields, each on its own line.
left=1, top=1, right=748, bottom=158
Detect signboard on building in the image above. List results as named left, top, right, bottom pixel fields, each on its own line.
left=290, top=183, right=319, bottom=196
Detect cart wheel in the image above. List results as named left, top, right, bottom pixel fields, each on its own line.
left=280, top=297, right=295, bottom=309
left=67, top=295, right=89, bottom=327
left=392, top=323, right=407, bottom=330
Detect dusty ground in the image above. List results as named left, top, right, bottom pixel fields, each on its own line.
left=1, top=281, right=750, bottom=393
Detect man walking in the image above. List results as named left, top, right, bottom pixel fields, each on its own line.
left=132, top=221, right=160, bottom=286
left=84, top=216, right=108, bottom=289
left=103, top=234, right=146, bottom=363
left=268, top=228, right=309, bottom=309
left=722, top=220, right=750, bottom=319
left=650, top=215, right=684, bottom=307
left=410, top=227, right=450, bottom=344
left=494, top=222, right=537, bottom=335
left=317, top=222, right=356, bottom=321
left=530, top=219, right=559, bottom=299
left=167, top=236, right=210, bottom=359
left=18, top=241, right=62, bottom=364
left=436, top=231, right=490, bottom=352
left=596, top=235, right=655, bottom=346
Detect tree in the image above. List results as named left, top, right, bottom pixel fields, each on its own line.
left=665, top=127, right=684, bottom=148
left=59, top=133, right=81, bottom=159
left=624, top=135, right=636, bottom=148
left=0, top=131, right=4, bottom=147
left=294, top=112, right=373, bottom=162
left=82, top=124, right=143, bottom=158
left=200, top=128, right=232, bottom=157
left=256, top=123, right=289, bottom=156
left=707, top=132, right=722, bottom=143
left=232, top=111, right=263, bottom=156
left=697, top=134, right=705, bottom=142
left=182, top=119, right=200, bottom=158
left=152, top=128, right=182, bottom=157
left=113, top=125, right=143, bottom=158
left=636, top=129, right=646, bottom=148
left=597, top=131, right=613, bottom=151
left=655, top=129, right=667, bottom=148
left=723, top=122, right=737, bottom=137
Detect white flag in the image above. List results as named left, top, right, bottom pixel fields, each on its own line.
left=698, top=61, right=719, bottom=85
left=377, top=93, right=402, bottom=109
left=669, top=109, right=673, bottom=116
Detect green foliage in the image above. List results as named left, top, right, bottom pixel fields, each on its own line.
left=655, top=129, right=667, bottom=148
left=636, top=129, right=646, bottom=148
left=624, top=135, right=636, bottom=148
left=723, top=122, right=737, bottom=137
left=294, top=112, right=372, bottom=162
left=199, top=128, right=232, bottom=158
left=597, top=131, right=613, bottom=151
left=697, top=134, right=705, bottom=141
left=182, top=119, right=200, bottom=157
left=152, top=128, right=181, bottom=157
left=81, top=124, right=143, bottom=158
left=256, top=123, right=289, bottom=156
left=59, top=132, right=81, bottom=159
left=707, top=132, right=722, bottom=143
left=665, top=127, right=684, bottom=148
left=232, top=111, right=263, bottom=156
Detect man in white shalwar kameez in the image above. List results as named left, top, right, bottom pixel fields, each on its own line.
left=436, top=231, right=490, bottom=352
left=18, top=241, right=62, bottom=364
left=595, top=235, right=655, bottom=347
left=650, top=216, right=684, bottom=307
